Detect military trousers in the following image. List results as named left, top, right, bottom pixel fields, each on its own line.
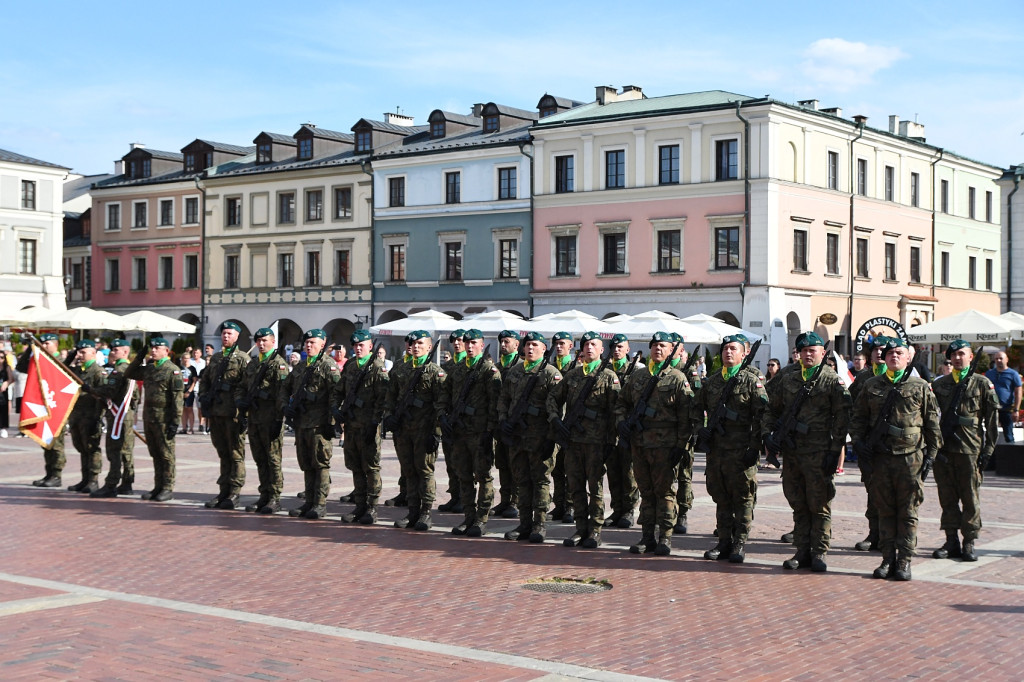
left=40, top=426, right=66, bottom=478
left=675, top=447, right=694, bottom=512
left=934, top=449, right=982, bottom=540
left=342, top=423, right=381, bottom=507
left=869, top=450, right=925, bottom=557
left=249, top=417, right=284, bottom=503
left=606, top=442, right=639, bottom=519
left=860, top=467, right=879, bottom=541
left=565, top=441, right=608, bottom=536
left=451, top=431, right=494, bottom=523
left=69, top=419, right=103, bottom=482
left=632, top=444, right=679, bottom=535
left=209, top=415, right=246, bottom=496
left=493, top=438, right=517, bottom=507
left=393, top=427, right=438, bottom=514
left=511, top=439, right=556, bottom=525
left=552, top=446, right=568, bottom=510
left=295, top=424, right=333, bottom=508
left=705, top=448, right=757, bottom=543
left=103, top=412, right=135, bottom=487
left=142, top=419, right=175, bottom=492
left=781, top=450, right=836, bottom=554
left=441, top=438, right=459, bottom=499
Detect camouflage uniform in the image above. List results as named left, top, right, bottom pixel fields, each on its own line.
left=199, top=345, right=251, bottom=503
left=439, top=350, right=464, bottom=508
left=849, top=365, right=882, bottom=549
left=550, top=353, right=576, bottom=520
left=492, top=352, right=521, bottom=516
left=67, top=359, right=106, bottom=488
left=675, top=359, right=703, bottom=529
left=16, top=347, right=65, bottom=484
left=606, top=355, right=641, bottom=526
left=332, top=354, right=389, bottom=519
left=238, top=350, right=289, bottom=511
left=94, top=356, right=138, bottom=492
left=126, top=356, right=184, bottom=496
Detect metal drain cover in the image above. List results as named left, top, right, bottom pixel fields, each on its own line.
left=522, top=578, right=612, bottom=594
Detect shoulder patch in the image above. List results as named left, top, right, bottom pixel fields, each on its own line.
left=553, top=374, right=562, bottom=382
left=612, top=377, right=620, bottom=385
left=438, top=369, right=446, bottom=378
left=491, top=366, right=499, bottom=374
left=756, top=382, right=763, bottom=389
left=330, top=365, right=340, bottom=373
left=173, top=370, right=180, bottom=375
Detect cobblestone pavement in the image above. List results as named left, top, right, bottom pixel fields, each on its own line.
left=2, top=429, right=1024, bottom=680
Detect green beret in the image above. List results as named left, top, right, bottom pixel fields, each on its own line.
left=404, top=333, right=415, bottom=344
left=254, top=327, right=274, bottom=339
left=462, top=329, right=484, bottom=342
left=448, top=329, right=467, bottom=343
left=110, top=339, right=130, bottom=348
left=351, top=329, right=372, bottom=344
left=722, top=334, right=747, bottom=346
left=523, top=331, right=547, bottom=345
left=302, top=329, right=326, bottom=341
left=795, top=332, right=824, bottom=350
left=611, top=333, right=629, bottom=345
left=38, top=333, right=58, bottom=342
left=870, top=335, right=891, bottom=350
left=552, top=331, right=573, bottom=342
left=945, top=339, right=971, bottom=358
left=75, top=339, right=96, bottom=349
left=408, top=330, right=431, bottom=341
left=498, top=329, right=521, bottom=341
left=149, top=337, right=169, bottom=348
left=221, top=321, right=241, bottom=332
left=649, top=331, right=674, bottom=346
left=671, top=333, right=683, bottom=344
left=580, top=331, right=602, bottom=343
left=884, top=337, right=908, bottom=352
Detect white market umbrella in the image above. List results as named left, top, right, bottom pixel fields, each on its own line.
left=369, top=310, right=460, bottom=337
left=905, top=309, right=1023, bottom=345
left=31, top=307, right=130, bottom=332
left=527, top=310, right=613, bottom=337
left=605, top=309, right=717, bottom=343
left=119, top=310, right=197, bottom=334
left=460, top=310, right=531, bottom=336
left=680, top=313, right=763, bottom=343
left=0, top=305, right=54, bottom=327
left=1001, top=311, right=1024, bottom=340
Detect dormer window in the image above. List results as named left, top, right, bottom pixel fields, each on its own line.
left=298, top=138, right=313, bottom=160
left=184, top=152, right=196, bottom=173
left=257, top=142, right=272, bottom=164
left=540, top=106, right=556, bottom=118
left=484, top=115, right=499, bottom=133
left=128, top=161, right=138, bottom=178
left=430, top=121, right=445, bottom=139
left=204, top=152, right=213, bottom=169
left=355, top=130, right=371, bottom=153
left=142, top=159, right=150, bottom=177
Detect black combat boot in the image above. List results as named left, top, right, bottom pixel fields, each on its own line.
left=704, top=539, right=732, bottom=560
left=728, top=538, right=746, bottom=563
left=616, top=511, right=635, bottom=529
left=39, top=475, right=62, bottom=488
left=629, top=526, right=657, bottom=554
left=783, top=548, right=811, bottom=570
left=673, top=512, right=688, bottom=535
left=90, top=484, right=118, bottom=498
left=141, top=488, right=159, bottom=501
left=563, top=532, right=584, bottom=547
left=603, top=511, right=622, bottom=528
left=358, top=506, right=378, bottom=525
left=394, top=511, right=419, bottom=528
left=245, top=496, right=269, bottom=513
left=303, top=506, right=326, bottom=519
left=855, top=532, right=878, bottom=551
left=547, top=505, right=565, bottom=521
left=32, top=475, right=48, bottom=487
left=205, top=495, right=224, bottom=509
left=491, top=499, right=509, bottom=517
left=466, top=520, right=487, bottom=537
left=338, top=490, right=355, bottom=504
left=501, top=504, right=519, bottom=519
left=152, top=490, right=173, bottom=502
left=341, top=505, right=367, bottom=523
left=810, top=552, right=828, bottom=573
left=780, top=531, right=795, bottom=544
left=80, top=480, right=99, bottom=494
left=961, top=539, right=978, bottom=562
left=932, top=532, right=962, bottom=559
left=67, top=480, right=87, bottom=492
left=528, top=522, right=546, bottom=543
left=437, top=494, right=461, bottom=513
left=217, top=494, right=240, bottom=510
left=581, top=530, right=601, bottom=549
left=893, top=555, right=912, bottom=581
left=654, top=530, right=672, bottom=557
left=115, top=481, right=133, bottom=495
left=504, top=521, right=530, bottom=540
left=385, top=492, right=407, bottom=507
left=289, top=504, right=312, bottom=517
left=413, top=510, right=433, bottom=531
left=873, top=552, right=895, bottom=579
left=258, top=498, right=281, bottom=514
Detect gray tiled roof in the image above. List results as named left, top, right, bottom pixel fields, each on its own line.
left=63, top=235, right=91, bottom=248
left=93, top=169, right=200, bottom=189
left=64, top=173, right=114, bottom=202
left=373, top=121, right=532, bottom=159
left=0, top=147, right=69, bottom=170
left=192, top=140, right=254, bottom=155
left=354, top=118, right=429, bottom=135
left=296, top=126, right=354, bottom=142
left=433, top=111, right=481, bottom=127
left=486, top=104, right=538, bottom=121
left=533, top=90, right=757, bottom=127
left=204, top=149, right=364, bottom=180
left=544, top=95, right=586, bottom=109
left=257, top=132, right=297, bottom=145
left=144, top=149, right=185, bottom=162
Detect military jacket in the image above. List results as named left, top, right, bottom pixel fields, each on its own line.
left=69, top=361, right=106, bottom=424
left=332, top=355, right=389, bottom=427
left=238, top=350, right=290, bottom=421
left=94, top=358, right=139, bottom=418
left=126, top=358, right=184, bottom=425
left=762, top=363, right=851, bottom=455
left=848, top=366, right=877, bottom=404
left=279, top=352, right=341, bottom=429
left=384, top=357, right=446, bottom=431
left=546, top=362, right=620, bottom=445
left=441, top=355, right=501, bottom=434
left=698, top=366, right=768, bottom=452
left=199, top=346, right=250, bottom=417
left=850, top=373, right=941, bottom=457
left=616, top=365, right=698, bottom=448
left=497, top=360, right=561, bottom=445
left=497, top=352, right=521, bottom=380
left=932, top=372, right=999, bottom=457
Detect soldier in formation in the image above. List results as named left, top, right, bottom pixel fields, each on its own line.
left=17, top=333, right=66, bottom=487
left=548, top=331, right=576, bottom=523
left=66, top=339, right=107, bottom=493
left=437, top=329, right=466, bottom=514
left=199, top=321, right=250, bottom=510
left=849, top=334, right=891, bottom=552
left=674, top=341, right=702, bottom=535
left=605, top=333, right=640, bottom=529
left=91, top=338, right=137, bottom=497
left=491, top=329, right=521, bottom=520
left=125, top=337, right=183, bottom=502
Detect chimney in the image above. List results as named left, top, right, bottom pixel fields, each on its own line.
left=889, top=115, right=900, bottom=134
left=302, top=122, right=316, bottom=128
left=114, top=160, right=124, bottom=174
left=899, top=120, right=926, bottom=141
left=471, top=103, right=484, bottom=117
left=129, top=142, right=145, bottom=150
left=798, top=99, right=819, bottom=110
left=384, top=112, right=415, bottom=126
left=821, top=107, right=843, bottom=118
left=596, top=85, right=617, bottom=105
left=853, top=114, right=868, bottom=126
left=620, top=85, right=644, bottom=101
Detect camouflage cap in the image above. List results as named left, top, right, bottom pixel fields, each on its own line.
left=302, top=329, right=327, bottom=341
left=611, top=333, right=629, bottom=345
left=351, top=329, right=372, bottom=344
left=110, top=339, right=130, bottom=348
left=795, top=331, right=824, bottom=350
left=254, top=327, right=275, bottom=339
left=523, top=331, right=547, bottom=345
left=945, top=339, right=971, bottom=358
left=221, top=321, right=241, bottom=332
left=552, top=331, right=573, bottom=342
left=149, top=337, right=169, bottom=348
left=462, top=329, right=484, bottom=342
left=649, top=331, right=674, bottom=347
left=75, top=339, right=96, bottom=349
left=38, top=333, right=58, bottom=342
left=448, top=329, right=467, bottom=343
left=408, top=330, right=431, bottom=341
left=498, top=329, right=521, bottom=341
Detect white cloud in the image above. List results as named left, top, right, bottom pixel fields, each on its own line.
left=801, top=38, right=905, bottom=91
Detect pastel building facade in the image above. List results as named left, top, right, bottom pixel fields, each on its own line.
left=997, top=163, right=1024, bottom=315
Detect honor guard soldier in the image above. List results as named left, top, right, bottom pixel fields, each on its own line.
left=548, top=331, right=620, bottom=549
left=199, top=321, right=251, bottom=510
left=382, top=329, right=446, bottom=530
left=440, top=329, right=502, bottom=536
left=849, top=335, right=892, bottom=552
left=616, top=332, right=699, bottom=556
left=763, top=332, right=851, bottom=572
left=282, top=329, right=341, bottom=519
left=237, top=327, right=289, bottom=514
left=17, top=333, right=65, bottom=487
left=491, top=329, right=522, bottom=520
left=91, top=338, right=138, bottom=497
left=66, top=339, right=107, bottom=493
left=437, top=329, right=466, bottom=514
left=850, top=337, right=941, bottom=581
left=332, top=329, right=389, bottom=525
left=498, top=331, right=563, bottom=543
left=674, top=338, right=703, bottom=535
left=125, top=337, right=184, bottom=502
left=606, top=333, right=641, bottom=529
left=548, top=331, right=576, bottom=523
left=930, top=339, right=998, bottom=562
left=698, top=334, right=768, bottom=563
left=384, top=333, right=417, bottom=508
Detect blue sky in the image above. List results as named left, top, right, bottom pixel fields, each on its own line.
left=2, top=1, right=1022, bottom=175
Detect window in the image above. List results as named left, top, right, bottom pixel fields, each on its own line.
left=657, top=230, right=681, bottom=272
left=445, top=172, right=461, bottom=204
left=107, top=204, right=121, bottom=230
left=389, top=244, right=406, bottom=282
left=431, top=120, right=445, bottom=138
left=793, top=229, right=808, bottom=271
left=498, top=167, right=517, bottom=200
left=226, top=197, right=242, bottom=226
left=225, top=254, right=240, bottom=288
left=910, top=246, right=921, bottom=283
left=278, top=252, right=294, bottom=288
left=257, top=142, right=272, bottom=164
left=884, top=243, right=896, bottom=281
left=605, top=150, right=625, bottom=189
left=306, top=251, right=320, bottom=286
left=555, top=235, right=577, bottom=276
left=499, top=238, right=518, bottom=279
left=827, top=151, right=839, bottom=190
left=185, top=197, right=199, bottom=224
left=128, top=160, right=137, bottom=178
left=555, top=155, right=574, bottom=193
left=142, top=159, right=150, bottom=178
left=204, top=152, right=213, bottom=169
left=968, top=187, right=976, bottom=219
left=21, top=180, right=36, bottom=209
left=659, top=145, right=680, bottom=185
left=940, top=180, right=949, bottom=213
left=297, top=138, right=313, bottom=160
left=133, top=257, right=147, bottom=290
left=857, top=159, right=867, bottom=196
left=986, top=258, right=994, bottom=291
left=184, top=152, right=196, bottom=173
left=84, top=257, right=92, bottom=298
left=444, top=242, right=462, bottom=281
left=159, top=199, right=173, bottom=226
left=334, top=187, right=352, bottom=218
left=484, top=115, right=499, bottom=133
left=968, top=255, right=977, bottom=289
left=184, top=254, right=198, bottom=289
left=133, top=201, right=147, bottom=228
left=910, top=172, right=920, bottom=207
left=17, top=238, right=36, bottom=274
left=540, top=106, right=556, bottom=118
left=335, top=249, right=350, bottom=285
left=306, top=189, right=323, bottom=221
left=714, top=227, right=740, bottom=269
left=826, top=233, right=840, bottom=275
left=603, top=233, right=626, bottom=274
left=355, top=130, right=371, bottom=153
left=105, top=258, right=120, bottom=291
left=856, top=238, right=869, bottom=277
left=986, top=191, right=993, bottom=222
left=71, top=263, right=83, bottom=289
left=278, top=192, right=295, bottom=223
left=388, top=177, right=405, bottom=207
left=884, top=166, right=894, bottom=201
left=940, top=251, right=950, bottom=286
left=715, top=139, right=738, bottom=180
left=158, top=256, right=173, bottom=290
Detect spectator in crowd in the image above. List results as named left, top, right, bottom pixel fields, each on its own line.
left=332, top=344, right=348, bottom=370
left=0, top=351, right=14, bottom=438
left=376, top=346, right=393, bottom=371
left=765, top=358, right=782, bottom=383
left=986, top=351, right=1023, bottom=443
left=937, top=359, right=953, bottom=376
left=288, top=352, right=301, bottom=370
left=191, top=348, right=206, bottom=374
left=180, top=355, right=199, bottom=434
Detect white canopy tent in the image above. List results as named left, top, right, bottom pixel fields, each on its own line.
left=605, top=310, right=718, bottom=343
left=679, top=313, right=763, bottom=343
left=459, top=310, right=531, bottom=336
left=368, top=310, right=460, bottom=337
left=0, top=305, right=55, bottom=327
left=119, top=310, right=197, bottom=334
left=526, top=310, right=614, bottom=337
left=905, top=309, right=1024, bottom=344
left=33, top=307, right=132, bottom=331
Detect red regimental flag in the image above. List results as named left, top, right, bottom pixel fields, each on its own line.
left=19, top=346, right=81, bottom=448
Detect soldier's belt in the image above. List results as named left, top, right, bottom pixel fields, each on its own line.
left=887, top=425, right=921, bottom=437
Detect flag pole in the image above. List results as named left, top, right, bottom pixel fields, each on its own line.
left=24, top=332, right=83, bottom=386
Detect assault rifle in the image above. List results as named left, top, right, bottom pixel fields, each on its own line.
left=441, top=344, right=491, bottom=447
left=554, top=345, right=614, bottom=447
left=855, top=367, right=913, bottom=478
left=500, top=346, right=554, bottom=447
left=696, top=338, right=762, bottom=452
left=618, top=341, right=684, bottom=447
left=284, top=345, right=328, bottom=429
left=198, top=342, right=239, bottom=412
left=938, top=351, right=982, bottom=456
left=382, top=338, right=438, bottom=437
left=765, top=341, right=831, bottom=466
left=237, top=348, right=286, bottom=435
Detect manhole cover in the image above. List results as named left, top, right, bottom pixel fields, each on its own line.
left=521, top=577, right=612, bottom=594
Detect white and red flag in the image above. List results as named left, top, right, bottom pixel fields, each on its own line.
left=19, top=345, right=81, bottom=448
left=833, top=350, right=856, bottom=388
